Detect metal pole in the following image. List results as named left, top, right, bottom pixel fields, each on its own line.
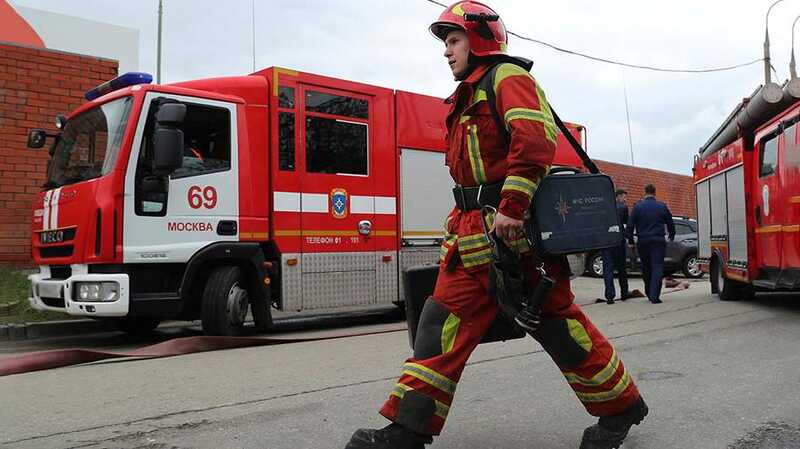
left=765, top=0, right=786, bottom=84
left=252, top=0, right=256, bottom=72
left=157, top=0, right=163, bottom=83
left=792, top=15, right=800, bottom=79
left=622, top=68, right=635, bottom=166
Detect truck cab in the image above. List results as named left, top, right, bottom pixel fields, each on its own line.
left=28, top=72, right=272, bottom=335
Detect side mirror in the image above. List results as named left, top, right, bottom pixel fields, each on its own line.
left=156, top=103, right=186, bottom=126
left=27, top=129, right=47, bottom=148
left=152, top=103, right=187, bottom=174
left=153, top=128, right=184, bottom=174
left=55, top=115, right=68, bottom=130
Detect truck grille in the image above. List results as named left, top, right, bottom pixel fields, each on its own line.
left=49, top=265, right=71, bottom=279
left=39, top=246, right=74, bottom=258
left=40, top=296, right=65, bottom=308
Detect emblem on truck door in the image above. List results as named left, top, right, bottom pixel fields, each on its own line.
left=331, top=188, right=348, bottom=219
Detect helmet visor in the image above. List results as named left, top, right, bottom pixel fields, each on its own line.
left=429, top=22, right=464, bottom=41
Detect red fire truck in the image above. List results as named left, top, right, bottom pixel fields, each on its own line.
left=694, top=81, right=800, bottom=300
left=26, top=68, right=586, bottom=335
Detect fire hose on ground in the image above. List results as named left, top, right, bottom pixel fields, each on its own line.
left=0, top=325, right=407, bottom=378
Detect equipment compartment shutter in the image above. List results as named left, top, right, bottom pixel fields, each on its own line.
left=726, top=166, right=747, bottom=264
left=400, top=149, right=452, bottom=243
left=709, top=175, right=728, bottom=239
left=696, top=180, right=711, bottom=259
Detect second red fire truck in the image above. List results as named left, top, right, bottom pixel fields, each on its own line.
left=694, top=80, right=800, bottom=299
left=26, top=68, right=586, bottom=335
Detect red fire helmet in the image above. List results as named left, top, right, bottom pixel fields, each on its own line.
left=429, top=1, right=508, bottom=57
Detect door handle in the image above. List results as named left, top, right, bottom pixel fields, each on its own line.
left=358, top=220, right=372, bottom=236
left=217, top=220, right=238, bottom=236
left=755, top=205, right=762, bottom=226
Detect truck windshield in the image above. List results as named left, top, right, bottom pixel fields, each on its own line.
left=46, top=96, right=133, bottom=188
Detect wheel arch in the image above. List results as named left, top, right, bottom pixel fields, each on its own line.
left=709, top=248, right=725, bottom=293
left=180, top=242, right=268, bottom=319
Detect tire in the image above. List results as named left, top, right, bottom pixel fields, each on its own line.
left=681, top=254, right=703, bottom=278
left=201, top=266, right=251, bottom=336
left=711, top=258, right=753, bottom=301
left=587, top=252, right=604, bottom=278
left=114, top=317, right=161, bottom=336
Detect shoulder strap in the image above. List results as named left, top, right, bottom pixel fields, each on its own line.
left=478, top=62, right=600, bottom=175
left=477, top=64, right=506, bottom=145
left=550, top=109, right=599, bottom=174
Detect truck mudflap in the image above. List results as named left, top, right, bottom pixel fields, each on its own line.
left=28, top=265, right=129, bottom=317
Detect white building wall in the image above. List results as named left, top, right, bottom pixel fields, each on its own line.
left=13, top=4, right=139, bottom=73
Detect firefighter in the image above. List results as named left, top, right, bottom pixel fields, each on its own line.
left=626, top=184, right=675, bottom=304
left=345, top=2, right=647, bottom=448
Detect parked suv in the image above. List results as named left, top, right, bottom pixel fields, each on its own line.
left=585, top=217, right=701, bottom=278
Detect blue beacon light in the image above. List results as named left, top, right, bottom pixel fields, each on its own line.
left=84, top=72, right=154, bottom=101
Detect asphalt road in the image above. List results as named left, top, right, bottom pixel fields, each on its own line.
left=1, top=277, right=800, bottom=449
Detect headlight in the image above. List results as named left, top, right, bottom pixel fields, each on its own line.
left=74, top=282, right=119, bottom=302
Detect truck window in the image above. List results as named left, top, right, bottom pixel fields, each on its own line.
left=305, top=91, right=367, bottom=119
left=279, top=86, right=295, bottom=109
left=305, top=117, right=368, bottom=175
left=304, top=90, right=369, bottom=175
left=279, top=112, right=295, bottom=171
left=171, top=104, right=231, bottom=179
left=760, top=135, right=778, bottom=177
left=46, top=96, right=132, bottom=188
left=785, top=123, right=800, bottom=167
left=135, top=99, right=231, bottom=216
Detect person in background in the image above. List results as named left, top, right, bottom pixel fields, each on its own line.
left=601, top=189, right=630, bottom=304
left=627, top=184, right=675, bottom=304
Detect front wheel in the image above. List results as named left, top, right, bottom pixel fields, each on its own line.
left=682, top=254, right=703, bottom=278
left=202, top=266, right=250, bottom=336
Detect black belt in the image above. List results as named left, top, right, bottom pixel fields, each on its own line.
left=452, top=182, right=502, bottom=211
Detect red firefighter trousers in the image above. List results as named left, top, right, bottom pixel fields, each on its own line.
left=379, top=257, right=641, bottom=436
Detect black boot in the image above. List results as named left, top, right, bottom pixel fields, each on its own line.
left=579, top=397, right=648, bottom=449
left=345, top=423, right=433, bottom=449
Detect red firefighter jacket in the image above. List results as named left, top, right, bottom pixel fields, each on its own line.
left=440, top=62, right=557, bottom=270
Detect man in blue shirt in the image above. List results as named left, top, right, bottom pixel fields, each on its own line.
left=627, top=184, right=675, bottom=304
left=602, top=189, right=630, bottom=304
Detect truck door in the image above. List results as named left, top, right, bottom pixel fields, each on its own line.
left=124, top=93, right=239, bottom=264
left=755, top=132, right=782, bottom=270
left=295, top=86, right=384, bottom=311
left=779, top=121, right=800, bottom=270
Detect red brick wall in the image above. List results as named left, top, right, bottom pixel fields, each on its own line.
left=0, top=42, right=117, bottom=265
left=596, top=159, right=695, bottom=218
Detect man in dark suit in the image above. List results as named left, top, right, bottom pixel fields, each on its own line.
left=627, top=184, right=675, bottom=304
left=601, top=189, right=630, bottom=304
